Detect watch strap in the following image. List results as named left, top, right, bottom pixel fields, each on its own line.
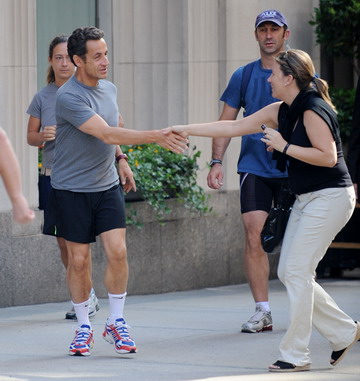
left=116, top=153, right=128, bottom=162
left=210, top=159, right=222, bottom=167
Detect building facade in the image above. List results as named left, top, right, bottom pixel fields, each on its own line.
left=0, top=0, right=319, bottom=306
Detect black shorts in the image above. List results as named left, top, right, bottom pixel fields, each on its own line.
left=43, top=184, right=126, bottom=243
left=239, top=173, right=288, bottom=214
left=38, top=175, right=52, bottom=211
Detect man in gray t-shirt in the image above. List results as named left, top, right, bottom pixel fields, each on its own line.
left=53, top=75, right=120, bottom=192
left=45, top=27, right=186, bottom=358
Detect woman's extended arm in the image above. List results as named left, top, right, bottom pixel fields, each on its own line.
left=172, top=102, right=281, bottom=137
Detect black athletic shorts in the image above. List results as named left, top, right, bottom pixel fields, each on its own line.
left=38, top=175, right=52, bottom=211
left=239, top=173, right=288, bottom=214
left=43, top=183, right=126, bottom=243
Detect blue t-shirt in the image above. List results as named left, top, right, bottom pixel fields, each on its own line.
left=220, top=59, right=287, bottom=178
left=52, top=75, right=120, bottom=192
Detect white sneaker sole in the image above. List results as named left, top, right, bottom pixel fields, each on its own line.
left=241, top=324, right=273, bottom=333
left=102, top=332, right=136, bottom=354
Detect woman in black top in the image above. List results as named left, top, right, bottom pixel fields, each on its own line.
left=172, top=49, right=359, bottom=372
left=346, top=76, right=360, bottom=200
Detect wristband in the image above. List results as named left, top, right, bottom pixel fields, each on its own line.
left=283, top=143, right=290, bottom=155
left=116, top=153, right=128, bottom=162
left=209, top=159, right=222, bottom=167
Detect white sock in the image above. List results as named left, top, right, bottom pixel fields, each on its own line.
left=256, top=301, right=270, bottom=312
left=72, top=299, right=91, bottom=328
left=108, top=292, right=127, bottom=325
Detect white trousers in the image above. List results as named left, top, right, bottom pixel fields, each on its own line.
left=277, top=186, right=357, bottom=366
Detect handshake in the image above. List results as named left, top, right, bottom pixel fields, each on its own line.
left=158, top=126, right=189, bottom=154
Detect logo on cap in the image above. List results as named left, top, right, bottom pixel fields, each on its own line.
left=255, top=9, right=288, bottom=28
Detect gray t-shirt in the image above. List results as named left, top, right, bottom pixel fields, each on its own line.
left=52, top=75, right=119, bottom=192
left=26, top=83, right=58, bottom=168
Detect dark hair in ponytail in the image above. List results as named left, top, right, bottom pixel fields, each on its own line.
left=46, top=35, right=69, bottom=84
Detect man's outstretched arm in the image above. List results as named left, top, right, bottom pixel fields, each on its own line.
left=79, top=114, right=187, bottom=154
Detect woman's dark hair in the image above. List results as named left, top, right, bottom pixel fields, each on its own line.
left=47, top=35, right=69, bottom=84
left=68, top=27, right=105, bottom=66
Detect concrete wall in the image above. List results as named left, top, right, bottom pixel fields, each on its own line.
left=0, top=191, right=280, bottom=307
left=0, top=0, right=320, bottom=210
left=0, top=0, right=38, bottom=211
left=109, top=0, right=320, bottom=192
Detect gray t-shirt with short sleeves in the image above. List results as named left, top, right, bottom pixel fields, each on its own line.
left=52, top=75, right=119, bottom=192
left=26, top=83, right=58, bottom=168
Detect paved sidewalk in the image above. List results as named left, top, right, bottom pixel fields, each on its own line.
left=0, top=277, right=359, bottom=381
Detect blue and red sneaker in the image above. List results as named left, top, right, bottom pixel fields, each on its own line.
left=102, top=318, right=136, bottom=354
left=69, top=324, right=94, bottom=356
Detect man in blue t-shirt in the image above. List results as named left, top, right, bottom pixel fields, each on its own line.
left=207, top=10, right=290, bottom=333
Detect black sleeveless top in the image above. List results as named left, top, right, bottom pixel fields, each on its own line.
left=276, top=90, right=352, bottom=195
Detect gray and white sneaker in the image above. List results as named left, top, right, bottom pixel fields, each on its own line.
left=88, top=291, right=100, bottom=318
left=65, top=291, right=100, bottom=320
left=241, top=306, right=273, bottom=333
left=65, top=305, right=77, bottom=320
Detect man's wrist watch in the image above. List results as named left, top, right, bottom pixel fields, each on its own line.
left=116, top=153, right=128, bottom=162
left=209, top=158, right=222, bottom=167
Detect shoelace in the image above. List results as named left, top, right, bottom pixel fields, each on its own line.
left=74, top=327, right=92, bottom=344
left=110, top=320, right=131, bottom=341
left=249, top=308, right=268, bottom=322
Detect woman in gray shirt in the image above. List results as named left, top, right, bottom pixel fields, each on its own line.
left=26, top=35, right=99, bottom=320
